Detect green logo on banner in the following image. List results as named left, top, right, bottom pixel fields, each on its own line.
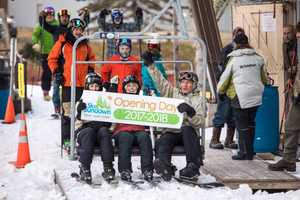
left=96, top=97, right=110, bottom=109
left=114, top=109, right=179, bottom=125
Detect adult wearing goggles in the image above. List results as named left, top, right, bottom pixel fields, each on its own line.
left=142, top=52, right=206, bottom=181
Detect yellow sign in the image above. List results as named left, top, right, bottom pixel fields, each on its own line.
left=18, top=63, right=25, bottom=98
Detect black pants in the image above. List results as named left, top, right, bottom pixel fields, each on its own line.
left=61, top=86, right=83, bottom=142
left=156, top=126, right=203, bottom=168
left=114, top=131, right=153, bottom=173
left=41, top=54, right=52, bottom=91
left=233, top=106, right=258, bottom=157
left=77, top=127, right=114, bottom=168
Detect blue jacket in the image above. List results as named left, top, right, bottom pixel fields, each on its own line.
left=142, top=54, right=167, bottom=96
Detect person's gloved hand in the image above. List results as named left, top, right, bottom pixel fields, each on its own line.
left=141, top=52, right=154, bottom=66
left=136, top=7, right=143, bottom=17
left=218, top=93, right=226, bottom=101
left=100, top=9, right=109, bottom=18
left=177, top=103, right=196, bottom=118
left=103, top=82, right=110, bottom=91
left=53, top=73, right=64, bottom=85
left=32, top=43, right=41, bottom=52
left=76, top=100, right=87, bottom=120
left=293, top=93, right=300, bottom=105
left=107, top=83, right=118, bottom=93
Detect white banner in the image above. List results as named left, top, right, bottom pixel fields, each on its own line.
left=81, top=91, right=184, bottom=129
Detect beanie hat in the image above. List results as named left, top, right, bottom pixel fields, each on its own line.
left=234, top=33, right=248, bottom=45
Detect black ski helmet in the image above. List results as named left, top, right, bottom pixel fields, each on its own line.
left=84, top=72, right=102, bottom=90
left=122, top=75, right=141, bottom=94
left=68, top=18, right=86, bottom=31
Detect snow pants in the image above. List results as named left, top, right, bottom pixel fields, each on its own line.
left=41, top=54, right=52, bottom=91
left=156, top=126, right=203, bottom=168
left=77, top=127, right=114, bottom=168
left=114, top=131, right=154, bottom=173
left=212, top=95, right=235, bottom=128
left=233, top=106, right=258, bottom=158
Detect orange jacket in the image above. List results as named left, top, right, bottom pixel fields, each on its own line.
left=48, top=34, right=95, bottom=87
left=101, top=55, right=142, bottom=93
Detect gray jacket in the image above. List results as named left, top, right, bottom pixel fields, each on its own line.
left=147, top=65, right=206, bottom=134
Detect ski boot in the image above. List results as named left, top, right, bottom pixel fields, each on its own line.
left=143, top=170, right=153, bottom=181
left=153, top=159, right=174, bottom=181
left=179, top=162, right=200, bottom=181
left=79, top=164, right=92, bottom=184
left=120, top=170, right=132, bottom=181
left=102, top=167, right=116, bottom=182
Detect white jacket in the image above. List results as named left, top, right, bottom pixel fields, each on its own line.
left=217, top=48, right=267, bottom=109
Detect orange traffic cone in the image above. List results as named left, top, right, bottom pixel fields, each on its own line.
left=2, top=96, right=15, bottom=124
left=9, top=113, right=31, bottom=168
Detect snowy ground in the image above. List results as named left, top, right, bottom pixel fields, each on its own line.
left=1, top=86, right=300, bottom=200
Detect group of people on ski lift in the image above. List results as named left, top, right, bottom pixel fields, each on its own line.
left=31, top=5, right=273, bottom=185
left=32, top=5, right=205, bottom=184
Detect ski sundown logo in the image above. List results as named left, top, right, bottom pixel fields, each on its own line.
left=84, top=96, right=111, bottom=116
left=96, top=96, right=110, bottom=109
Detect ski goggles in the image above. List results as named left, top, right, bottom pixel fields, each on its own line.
left=69, top=18, right=86, bottom=30
left=179, top=72, right=197, bottom=82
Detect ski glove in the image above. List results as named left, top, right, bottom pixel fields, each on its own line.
left=177, top=103, right=196, bottom=118
left=136, top=7, right=143, bottom=18
left=141, top=52, right=154, bottom=66
left=103, top=82, right=110, bottom=91
left=76, top=100, right=87, bottom=120
left=107, top=83, right=118, bottom=93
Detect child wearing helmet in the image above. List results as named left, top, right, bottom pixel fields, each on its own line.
left=48, top=17, right=95, bottom=153
left=112, top=75, right=154, bottom=182
left=97, top=7, right=143, bottom=58
left=101, top=38, right=142, bottom=93
left=142, top=36, right=168, bottom=96
left=75, top=72, right=115, bottom=185
left=32, top=6, right=59, bottom=102
left=141, top=52, right=206, bottom=181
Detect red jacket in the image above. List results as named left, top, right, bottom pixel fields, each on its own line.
left=114, top=123, right=145, bottom=135
left=101, top=55, right=142, bottom=93
left=48, top=34, right=95, bottom=87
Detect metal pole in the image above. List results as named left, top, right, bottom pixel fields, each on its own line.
left=174, top=0, right=189, bottom=37
left=9, top=37, right=16, bottom=96
left=20, top=57, right=25, bottom=115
